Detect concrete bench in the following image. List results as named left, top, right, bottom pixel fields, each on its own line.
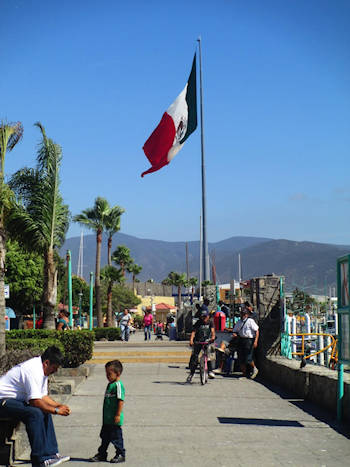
left=0, top=417, right=28, bottom=466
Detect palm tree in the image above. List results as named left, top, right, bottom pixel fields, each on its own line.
left=101, top=265, right=124, bottom=327
left=165, top=271, right=187, bottom=310
left=73, top=197, right=110, bottom=328
left=127, top=263, right=142, bottom=293
left=112, top=245, right=132, bottom=276
left=105, top=205, right=125, bottom=266
left=0, top=121, right=23, bottom=353
left=7, top=122, right=69, bottom=329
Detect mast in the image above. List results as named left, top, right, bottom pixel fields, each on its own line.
left=197, top=37, right=210, bottom=281
left=199, top=214, right=203, bottom=298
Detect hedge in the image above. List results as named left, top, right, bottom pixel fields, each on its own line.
left=6, top=330, right=94, bottom=368
left=93, top=327, right=121, bottom=341
left=6, top=338, right=64, bottom=354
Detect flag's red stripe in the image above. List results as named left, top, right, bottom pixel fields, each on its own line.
left=142, top=112, right=175, bottom=177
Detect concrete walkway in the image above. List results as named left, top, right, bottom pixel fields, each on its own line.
left=18, top=354, right=350, bottom=467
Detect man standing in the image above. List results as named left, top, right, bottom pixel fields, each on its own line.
left=119, top=309, right=132, bottom=342
left=0, top=346, right=71, bottom=467
left=232, top=307, right=259, bottom=379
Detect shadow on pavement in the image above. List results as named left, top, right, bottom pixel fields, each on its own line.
left=257, top=378, right=350, bottom=439
left=152, top=381, right=188, bottom=385
left=70, top=458, right=93, bottom=462
left=218, top=417, right=304, bottom=427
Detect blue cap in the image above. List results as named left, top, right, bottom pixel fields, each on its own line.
left=200, top=310, right=209, bottom=317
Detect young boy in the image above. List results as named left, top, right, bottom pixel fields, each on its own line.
left=186, top=310, right=216, bottom=383
left=90, top=360, right=126, bottom=463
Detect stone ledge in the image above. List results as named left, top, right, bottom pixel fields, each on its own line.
left=261, top=356, right=350, bottom=421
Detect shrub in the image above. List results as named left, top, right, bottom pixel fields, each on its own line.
left=59, top=330, right=94, bottom=368
left=93, top=327, right=121, bottom=341
left=6, top=329, right=94, bottom=368
left=6, top=338, right=64, bottom=355
left=6, top=329, right=59, bottom=340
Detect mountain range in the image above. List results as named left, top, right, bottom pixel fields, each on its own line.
left=60, top=233, right=350, bottom=294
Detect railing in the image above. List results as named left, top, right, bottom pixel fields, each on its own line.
left=289, top=333, right=338, bottom=368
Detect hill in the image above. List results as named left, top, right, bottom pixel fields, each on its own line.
left=61, top=233, right=350, bottom=294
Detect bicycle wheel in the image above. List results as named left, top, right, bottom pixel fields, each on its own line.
left=200, top=355, right=208, bottom=385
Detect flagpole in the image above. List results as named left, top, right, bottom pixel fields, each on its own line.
left=199, top=213, right=202, bottom=299
left=197, top=36, right=210, bottom=282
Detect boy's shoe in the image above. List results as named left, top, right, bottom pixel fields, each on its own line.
left=250, top=367, right=259, bottom=380
left=186, top=373, right=194, bottom=383
left=208, top=371, right=215, bottom=379
left=42, top=457, right=67, bottom=467
left=54, top=454, right=70, bottom=463
left=213, top=368, right=223, bottom=374
left=89, top=453, right=107, bottom=462
left=110, top=455, right=125, bottom=463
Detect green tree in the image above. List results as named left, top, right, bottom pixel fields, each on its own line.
left=5, top=239, right=44, bottom=314
left=105, top=205, right=125, bottom=266
left=73, top=197, right=110, bottom=328
left=101, top=265, right=124, bottom=327
left=7, top=123, right=69, bottom=329
left=0, top=121, right=23, bottom=354
left=112, top=245, right=133, bottom=276
left=164, top=271, right=187, bottom=310
left=127, top=263, right=142, bottom=293
left=104, top=283, right=141, bottom=315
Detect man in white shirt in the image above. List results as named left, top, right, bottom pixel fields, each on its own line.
left=232, top=304, right=259, bottom=379
left=0, top=346, right=71, bottom=467
left=119, top=309, right=132, bottom=342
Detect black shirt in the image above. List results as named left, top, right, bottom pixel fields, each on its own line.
left=192, top=318, right=214, bottom=343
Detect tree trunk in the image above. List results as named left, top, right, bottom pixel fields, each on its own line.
left=132, top=273, right=135, bottom=293
left=0, top=224, right=6, bottom=355
left=106, top=281, right=113, bottom=327
left=178, top=285, right=182, bottom=310
left=96, top=229, right=103, bottom=327
left=43, top=248, right=57, bottom=329
left=107, top=236, right=112, bottom=266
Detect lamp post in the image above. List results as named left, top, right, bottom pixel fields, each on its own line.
left=78, top=292, right=83, bottom=328
left=89, top=272, right=93, bottom=331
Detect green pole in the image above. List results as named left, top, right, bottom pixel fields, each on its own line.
left=89, top=271, right=93, bottom=330
left=337, top=363, right=344, bottom=422
left=33, top=304, right=36, bottom=330
left=78, top=292, right=83, bottom=328
left=67, top=250, right=73, bottom=328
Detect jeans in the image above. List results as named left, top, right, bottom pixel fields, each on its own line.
left=0, top=398, right=58, bottom=467
left=144, top=325, right=152, bottom=340
left=98, top=424, right=125, bottom=457
left=120, top=324, right=129, bottom=341
left=189, top=345, right=213, bottom=374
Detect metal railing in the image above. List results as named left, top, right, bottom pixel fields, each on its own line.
left=289, top=332, right=338, bottom=368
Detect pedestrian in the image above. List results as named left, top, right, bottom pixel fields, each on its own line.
left=89, top=360, right=126, bottom=463
left=56, top=310, right=69, bottom=331
left=232, top=306, right=259, bottom=379
left=119, top=309, right=131, bottom=342
left=143, top=309, right=153, bottom=341
left=0, top=346, right=71, bottom=467
left=218, top=300, right=230, bottom=317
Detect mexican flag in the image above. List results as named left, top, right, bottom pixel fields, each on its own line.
left=141, top=54, right=197, bottom=177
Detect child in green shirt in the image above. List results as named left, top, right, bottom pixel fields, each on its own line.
left=90, top=360, right=126, bottom=463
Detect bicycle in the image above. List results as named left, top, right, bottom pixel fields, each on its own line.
left=196, top=341, right=211, bottom=385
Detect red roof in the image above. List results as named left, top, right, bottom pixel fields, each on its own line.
left=155, top=302, right=176, bottom=310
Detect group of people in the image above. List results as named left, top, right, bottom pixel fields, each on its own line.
left=187, top=300, right=259, bottom=383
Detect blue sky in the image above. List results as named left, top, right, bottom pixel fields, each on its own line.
left=1, top=0, right=349, bottom=245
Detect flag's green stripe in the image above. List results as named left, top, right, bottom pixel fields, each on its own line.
left=180, top=54, right=197, bottom=144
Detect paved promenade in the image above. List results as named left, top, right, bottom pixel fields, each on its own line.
left=17, top=334, right=350, bottom=467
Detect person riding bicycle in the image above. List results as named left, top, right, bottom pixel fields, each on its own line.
left=186, top=310, right=216, bottom=383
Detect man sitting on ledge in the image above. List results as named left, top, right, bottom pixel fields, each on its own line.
left=0, top=346, right=71, bottom=467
